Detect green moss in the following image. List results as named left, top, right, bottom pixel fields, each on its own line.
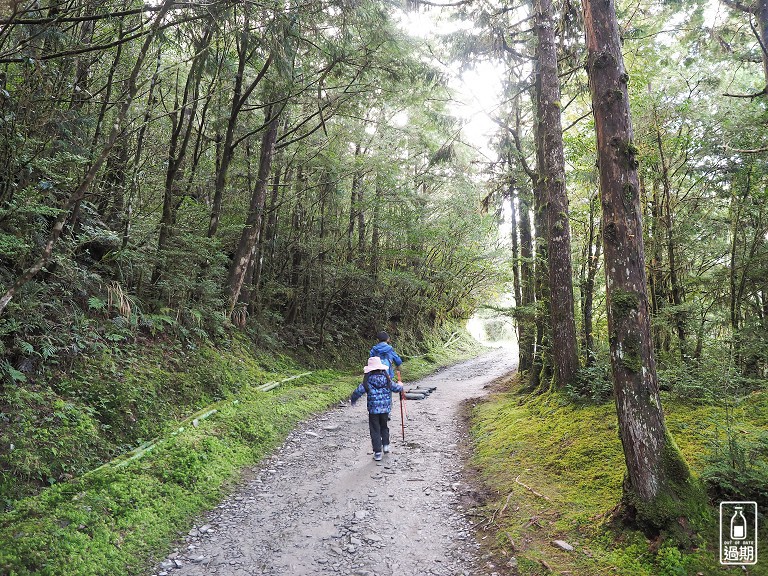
left=620, top=333, right=642, bottom=372
left=625, top=431, right=708, bottom=539
left=616, top=139, right=639, bottom=169
left=611, top=288, right=639, bottom=320
left=468, top=385, right=768, bottom=576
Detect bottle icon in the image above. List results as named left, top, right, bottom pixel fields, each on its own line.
left=731, top=506, right=747, bottom=540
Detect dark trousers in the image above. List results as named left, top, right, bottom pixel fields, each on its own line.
left=368, top=412, right=390, bottom=453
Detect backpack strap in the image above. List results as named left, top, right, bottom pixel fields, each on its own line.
left=363, top=370, right=390, bottom=393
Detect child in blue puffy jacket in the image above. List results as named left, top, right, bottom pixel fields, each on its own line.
left=369, top=331, right=403, bottom=383
left=350, top=356, right=404, bottom=461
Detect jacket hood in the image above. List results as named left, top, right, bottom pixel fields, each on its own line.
left=371, top=342, right=393, bottom=355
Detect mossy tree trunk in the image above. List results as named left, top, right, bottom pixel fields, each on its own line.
left=533, top=0, right=579, bottom=388
left=509, top=184, right=522, bottom=318
left=529, top=166, right=552, bottom=392
left=528, top=77, right=553, bottom=392
left=581, top=0, right=703, bottom=531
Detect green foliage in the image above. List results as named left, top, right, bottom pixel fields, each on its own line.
left=700, top=418, right=768, bottom=509
left=568, top=359, right=613, bottom=403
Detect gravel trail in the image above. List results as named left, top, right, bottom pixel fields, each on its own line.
left=151, top=346, right=517, bottom=576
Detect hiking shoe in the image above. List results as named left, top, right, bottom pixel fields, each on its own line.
left=373, top=452, right=383, bottom=461
left=383, top=444, right=390, bottom=453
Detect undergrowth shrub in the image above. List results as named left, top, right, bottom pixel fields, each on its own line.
left=567, top=359, right=613, bottom=403
left=655, top=542, right=688, bottom=576
left=700, top=422, right=768, bottom=509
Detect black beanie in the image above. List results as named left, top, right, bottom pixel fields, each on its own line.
left=376, top=331, right=389, bottom=342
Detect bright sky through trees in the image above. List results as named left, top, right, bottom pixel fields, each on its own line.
left=396, top=8, right=504, bottom=161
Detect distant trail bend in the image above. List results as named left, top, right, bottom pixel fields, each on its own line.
left=150, top=346, right=518, bottom=576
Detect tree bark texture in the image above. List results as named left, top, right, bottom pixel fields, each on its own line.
left=518, top=191, right=535, bottom=374
left=528, top=169, right=551, bottom=392
left=509, top=190, right=523, bottom=315
left=582, top=0, right=700, bottom=529
left=534, top=0, right=580, bottom=388
left=582, top=194, right=601, bottom=366
left=227, top=106, right=280, bottom=308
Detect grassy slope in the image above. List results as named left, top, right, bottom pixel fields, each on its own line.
left=469, top=375, right=768, bottom=576
left=0, top=329, right=483, bottom=576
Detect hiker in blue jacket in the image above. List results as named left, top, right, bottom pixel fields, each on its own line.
left=350, top=356, right=404, bottom=461
left=369, top=331, right=403, bottom=384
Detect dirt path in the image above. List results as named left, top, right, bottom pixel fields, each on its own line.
left=151, top=346, right=517, bottom=576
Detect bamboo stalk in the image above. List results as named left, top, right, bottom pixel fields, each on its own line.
left=257, top=371, right=312, bottom=392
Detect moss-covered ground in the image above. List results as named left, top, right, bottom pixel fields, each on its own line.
left=468, top=374, right=768, bottom=575
left=0, top=327, right=483, bottom=576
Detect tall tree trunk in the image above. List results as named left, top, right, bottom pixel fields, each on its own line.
left=284, top=165, right=306, bottom=325
left=652, top=112, right=687, bottom=359
left=123, top=47, right=162, bottom=250
left=729, top=175, right=750, bottom=365
left=371, top=175, right=382, bottom=279
left=534, top=0, right=579, bottom=388
left=82, top=23, right=125, bottom=229
left=582, top=193, right=601, bottom=366
left=582, top=0, right=701, bottom=530
left=357, top=181, right=366, bottom=263
left=518, top=190, right=536, bottom=374
left=249, top=160, right=284, bottom=314
left=645, top=172, right=666, bottom=352
left=153, top=34, right=211, bottom=285
left=347, top=143, right=360, bottom=258
left=509, top=190, right=522, bottom=317
left=528, top=70, right=552, bottom=392
left=528, top=173, right=551, bottom=392
left=265, top=160, right=291, bottom=274
left=227, top=106, right=280, bottom=308
left=207, top=12, right=273, bottom=238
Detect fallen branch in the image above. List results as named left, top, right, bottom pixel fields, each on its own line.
left=498, top=491, right=514, bottom=516
left=515, top=475, right=551, bottom=502
left=443, top=331, right=460, bottom=347
left=505, top=531, right=516, bottom=552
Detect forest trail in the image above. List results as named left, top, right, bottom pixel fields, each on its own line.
left=150, top=347, right=517, bottom=576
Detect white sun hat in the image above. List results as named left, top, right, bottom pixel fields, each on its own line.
left=364, top=356, right=389, bottom=373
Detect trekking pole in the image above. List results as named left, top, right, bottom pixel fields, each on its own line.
left=400, top=390, right=406, bottom=441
